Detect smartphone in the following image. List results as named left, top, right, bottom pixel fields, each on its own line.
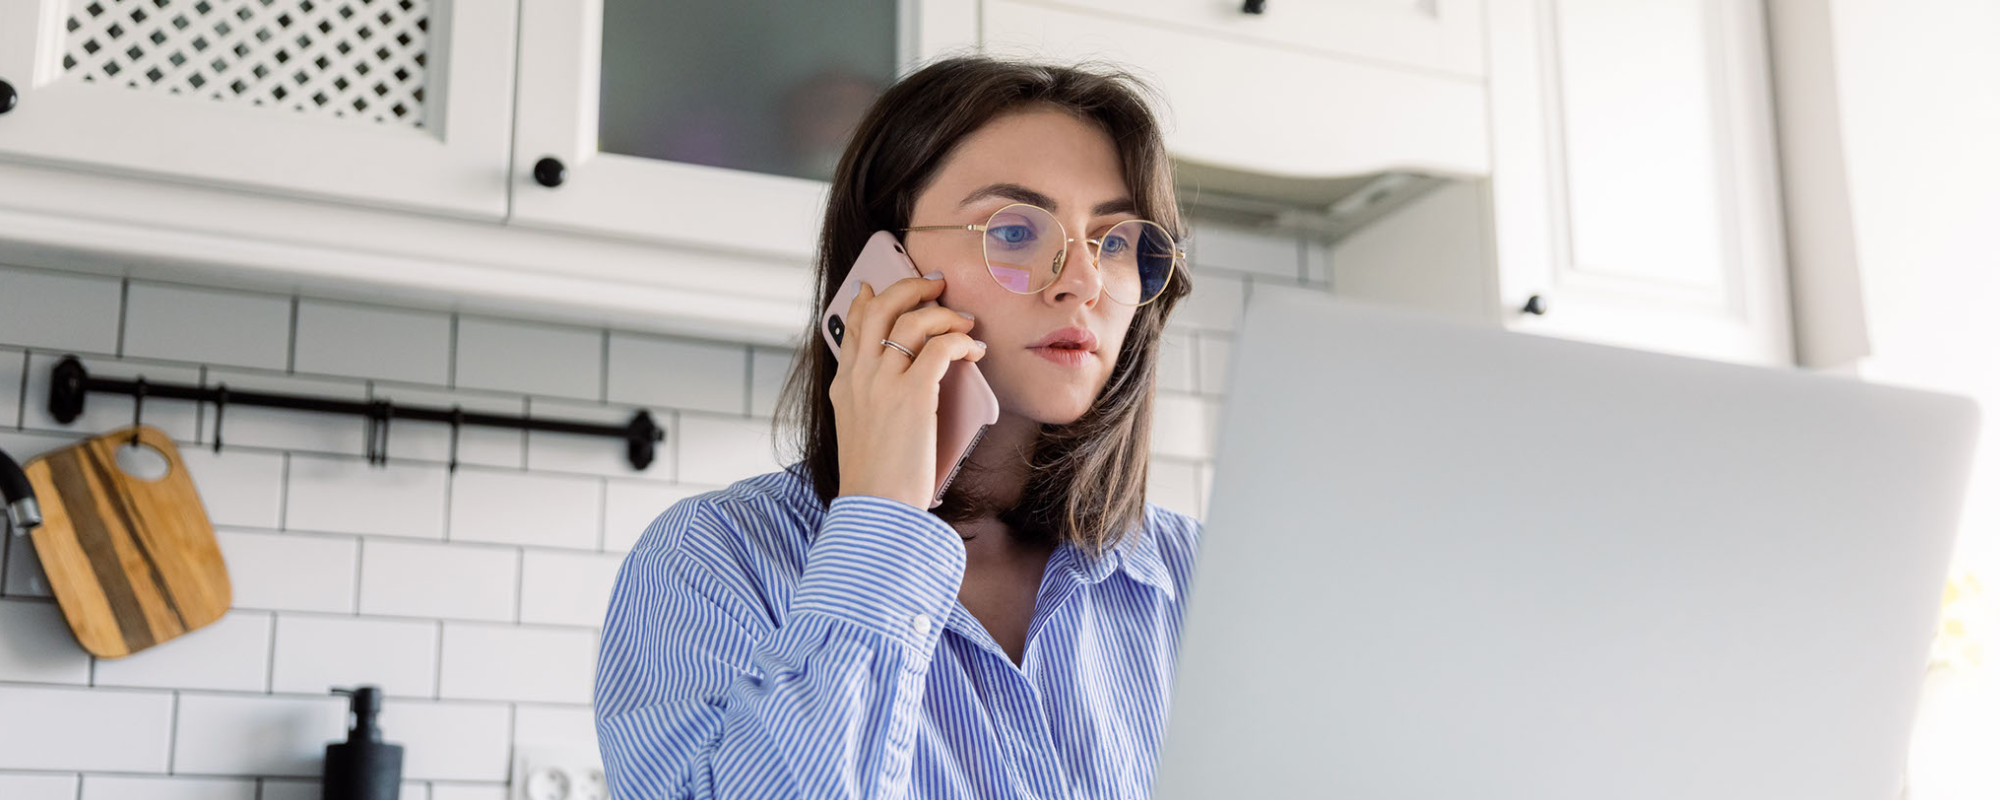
left=821, top=230, right=1000, bottom=509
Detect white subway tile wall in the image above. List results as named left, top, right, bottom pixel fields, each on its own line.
left=89, top=610, right=274, bottom=693
left=269, top=614, right=440, bottom=698
left=121, top=282, right=293, bottom=370
left=0, top=216, right=1317, bottom=793
left=0, top=772, right=79, bottom=800
left=213, top=529, right=361, bottom=613
left=452, top=317, right=603, bottom=401
left=1, top=349, right=25, bottom=430
left=0, top=599, right=91, bottom=684
left=293, top=300, right=453, bottom=386
left=79, top=774, right=259, bottom=800
left=0, top=266, right=124, bottom=354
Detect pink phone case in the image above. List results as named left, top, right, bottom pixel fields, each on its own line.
left=821, top=230, right=1001, bottom=509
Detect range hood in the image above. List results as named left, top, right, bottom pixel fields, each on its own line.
left=1171, top=160, right=1454, bottom=244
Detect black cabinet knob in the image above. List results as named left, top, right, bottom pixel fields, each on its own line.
left=532, top=156, right=566, bottom=187
left=1521, top=294, right=1549, bottom=316
left=0, top=79, right=18, bottom=115
left=1242, top=0, right=1266, bottom=13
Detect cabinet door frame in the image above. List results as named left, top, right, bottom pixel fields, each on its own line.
left=507, top=0, right=976, bottom=261
left=1486, top=0, right=1794, bottom=366
left=0, top=0, right=517, bottom=218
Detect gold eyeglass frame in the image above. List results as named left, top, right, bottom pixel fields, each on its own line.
left=898, top=202, right=1186, bottom=307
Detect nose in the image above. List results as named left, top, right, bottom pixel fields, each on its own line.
left=1045, top=235, right=1105, bottom=305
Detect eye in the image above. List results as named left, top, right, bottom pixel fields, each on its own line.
left=1099, top=233, right=1131, bottom=256
left=988, top=224, right=1036, bottom=246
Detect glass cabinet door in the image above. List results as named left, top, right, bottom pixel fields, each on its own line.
left=511, top=0, right=976, bottom=261
left=599, top=0, right=896, bottom=184
left=0, top=0, right=518, bottom=217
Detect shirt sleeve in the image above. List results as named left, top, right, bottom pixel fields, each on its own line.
left=594, top=493, right=967, bottom=800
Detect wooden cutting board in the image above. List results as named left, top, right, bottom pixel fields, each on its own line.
left=21, top=424, right=231, bottom=659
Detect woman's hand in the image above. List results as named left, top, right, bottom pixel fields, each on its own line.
left=830, top=271, right=987, bottom=509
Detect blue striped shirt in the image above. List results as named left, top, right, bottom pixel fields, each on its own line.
left=593, top=463, right=1203, bottom=799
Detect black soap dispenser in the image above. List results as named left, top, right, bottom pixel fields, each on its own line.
left=324, top=685, right=404, bottom=800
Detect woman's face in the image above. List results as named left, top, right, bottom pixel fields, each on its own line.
left=901, top=106, right=1143, bottom=425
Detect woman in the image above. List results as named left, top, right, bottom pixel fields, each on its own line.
left=595, top=54, right=1203, bottom=800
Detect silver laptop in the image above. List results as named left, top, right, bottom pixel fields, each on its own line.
left=1156, top=291, right=1981, bottom=800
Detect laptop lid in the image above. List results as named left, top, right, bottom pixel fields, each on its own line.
left=1156, top=291, right=1980, bottom=800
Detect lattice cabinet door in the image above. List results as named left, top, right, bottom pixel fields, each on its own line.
left=506, top=0, right=976, bottom=261
left=0, top=0, right=517, bottom=218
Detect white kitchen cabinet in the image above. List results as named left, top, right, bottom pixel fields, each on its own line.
left=980, top=0, right=1490, bottom=183
left=1487, top=0, right=1793, bottom=366
left=0, top=0, right=518, bottom=218
left=507, top=0, right=977, bottom=261
left=1334, top=0, right=1795, bottom=367
left=1029, top=0, right=1487, bottom=79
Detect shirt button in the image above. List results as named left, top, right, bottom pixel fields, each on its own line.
left=910, top=613, right=932, bottom=635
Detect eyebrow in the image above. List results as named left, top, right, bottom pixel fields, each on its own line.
left=956, top=182, right=1138, bottom=218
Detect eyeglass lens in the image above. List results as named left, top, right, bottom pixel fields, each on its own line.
left=982, top=204, right=1174, bottom=305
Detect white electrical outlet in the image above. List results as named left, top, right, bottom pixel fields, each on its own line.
left=513, top=745, right=608, bottom=800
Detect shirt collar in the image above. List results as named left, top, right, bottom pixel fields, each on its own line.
left=1062, top=507, right=1177, bottom=601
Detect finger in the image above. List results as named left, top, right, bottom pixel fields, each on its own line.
left=882, top=307, right=976, bottom=371
left=857, top=275, right=946, bottom=359
left=906, top=332, right=988, bottom=388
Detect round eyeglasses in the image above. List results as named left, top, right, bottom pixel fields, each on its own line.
left=899, top=202, right=1184, bottom=307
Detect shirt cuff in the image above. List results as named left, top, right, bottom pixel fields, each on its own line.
left=791, top=494, right=966, bottom=652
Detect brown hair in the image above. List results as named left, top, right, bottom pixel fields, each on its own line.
left=771, top=53, right=1194, bottom=557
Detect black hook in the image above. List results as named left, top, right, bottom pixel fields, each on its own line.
left=362, top=399, right=393, bottom=466
left=625, top=410, right=664, bottom=470
left=130, top=376, right=147, bottom=448
left=447, top=405, right=464, bottom=474
left=212, top=384, right=228, bottom=454
left=378, top=401, right=392, bottom=466
left=362, top=400, right=378, bottom=466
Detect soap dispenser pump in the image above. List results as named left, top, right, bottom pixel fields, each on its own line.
left=324, top=685, right=404, bottom=800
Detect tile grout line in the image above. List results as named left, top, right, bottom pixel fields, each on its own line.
left=287, top=296, right=300, bottom=374
left=443, top=456, right=456, bottom=542
left=195, top=365, right=207, bottom=443
left=277, top=452, right=291, bottom=533
left=513, top=546, right=526, bottom=624
left=598, top=329, right=611, bottom=403
left=16, top=348, right=29, bottom=429
left=1188, top=332, right=1203, bottom=396
left=505, top=703, right=520, bottom=788
left=432, top=619, right=444, bottom=700
left=165, top=690, right=180, bottom=774
left=742, top=346, right=755, bottom=416
left=596, top=477, right=609, bottom=552
left=447, top=314, right=458, bottom=389
left=351, top=537, right=365, bottom=616
left=265, top=612, right=279, bottom=693
left=1297, top=233, right=1310, bottom=283
left=519, top=397, right=532, bottom=470
left=115, top=278, right=129, bottom=358
left=0, top=521, right=11, bottom=593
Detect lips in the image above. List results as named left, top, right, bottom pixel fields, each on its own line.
left=1027, top=325, right=1098, bottom=369
left=1028, top=326, right=1099, bottom=352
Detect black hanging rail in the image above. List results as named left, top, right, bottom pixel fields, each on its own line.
left=46, top=355, right=665, bottom=471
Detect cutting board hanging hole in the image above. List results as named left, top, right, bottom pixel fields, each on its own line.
left=113, top=440, right=170, bottom=482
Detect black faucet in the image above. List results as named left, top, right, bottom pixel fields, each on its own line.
left=1, top=448, right=41, bottom=532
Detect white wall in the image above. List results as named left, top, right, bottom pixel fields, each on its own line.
left=0, top=212, right=1316, bottom=797
left=1770, top=1, right=2000, bottom=797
